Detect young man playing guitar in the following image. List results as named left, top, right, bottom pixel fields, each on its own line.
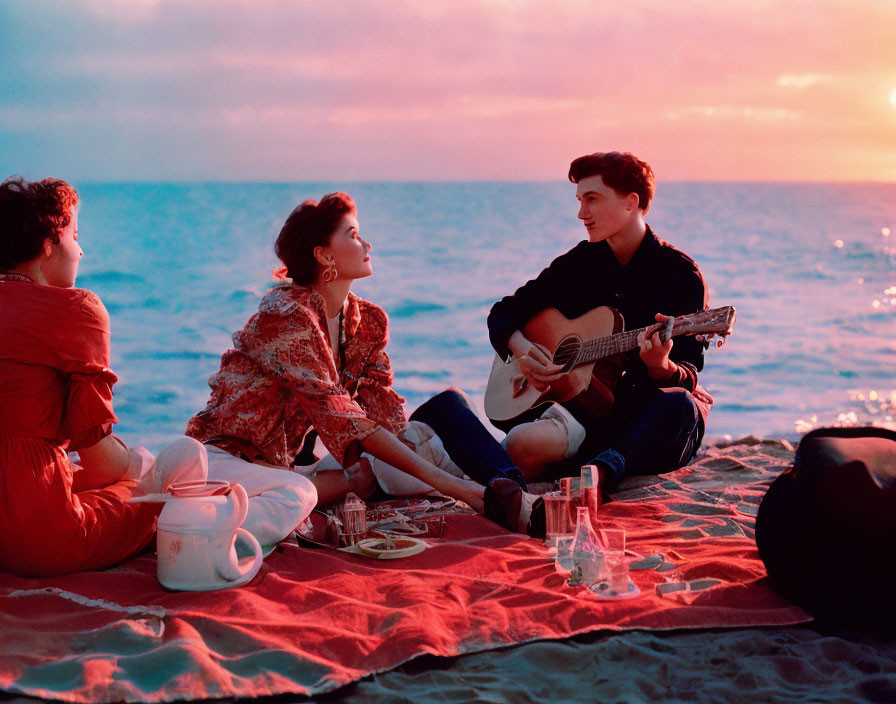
left=487, top=151, right=713, bottom=494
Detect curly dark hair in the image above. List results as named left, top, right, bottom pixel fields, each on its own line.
left=0, top=176, right=79, bottom=271
left=568, top=152, right=655, bottom=211
left=274, top=192, right=356, bottom=285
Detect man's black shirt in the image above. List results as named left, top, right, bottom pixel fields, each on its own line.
left=487, top=226, right=708, bottom=420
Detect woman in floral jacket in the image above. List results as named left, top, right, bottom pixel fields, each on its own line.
left=187, top=193, right=544, bottom=537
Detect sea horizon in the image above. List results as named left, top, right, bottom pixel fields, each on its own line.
left=62, top=178, right=896, bottom=186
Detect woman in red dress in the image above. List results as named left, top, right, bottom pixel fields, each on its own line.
left=0, top=177, right=207, bottom=577
left=187, top=192, right=545, bottom=536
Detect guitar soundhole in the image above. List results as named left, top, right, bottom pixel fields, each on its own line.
left=552, top=337, right=581, bottom=373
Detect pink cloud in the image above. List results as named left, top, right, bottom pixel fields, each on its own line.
left=3, top=0, right=895, bottom=180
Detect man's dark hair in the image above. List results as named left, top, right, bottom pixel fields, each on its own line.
left=568, top=152, right=655, bottom=211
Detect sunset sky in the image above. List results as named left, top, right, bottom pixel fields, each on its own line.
left=1, top=0, right=894, bottom=182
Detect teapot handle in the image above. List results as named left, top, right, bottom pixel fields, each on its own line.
left=226, top=482, right=250, bottom=531
left=217, top=528, right=263, bottom=586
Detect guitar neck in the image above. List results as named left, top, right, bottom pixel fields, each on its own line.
left=578, top=326, right=651, bottom=364
left=552, top=305, right=734, bottom=369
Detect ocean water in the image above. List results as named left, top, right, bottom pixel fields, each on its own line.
left=72, top=182, right=896, bottom=453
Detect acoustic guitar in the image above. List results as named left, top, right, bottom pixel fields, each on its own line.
left=484, top=305, right=736, bottom=423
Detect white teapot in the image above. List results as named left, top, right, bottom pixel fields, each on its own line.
left=154, top=480, right=263, bottom=591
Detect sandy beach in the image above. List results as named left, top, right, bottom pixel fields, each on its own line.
left=331, top=624, right=896, bottom=703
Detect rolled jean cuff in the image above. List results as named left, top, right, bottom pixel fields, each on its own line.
left=592, top=448, right=626, bottom=493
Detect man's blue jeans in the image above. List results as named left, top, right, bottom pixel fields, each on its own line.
left=549, top=388, right=704, bottom=492
left=409, top=388, right=527, bottom=490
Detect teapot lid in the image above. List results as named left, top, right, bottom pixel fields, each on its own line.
left=157, top=494, right=230, bottom=534
left=169, top=479, right=232, bottom=497
left=131, top=479, right=232, bottom=505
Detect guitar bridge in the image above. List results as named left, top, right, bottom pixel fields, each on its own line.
left=511, top=375, right=529, bottom=398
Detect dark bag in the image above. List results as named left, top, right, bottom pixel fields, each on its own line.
left=755, top=426, right=896, bottom=628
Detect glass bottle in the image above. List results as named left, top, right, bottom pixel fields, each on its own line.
left=567, top=506, right=605, bottom=587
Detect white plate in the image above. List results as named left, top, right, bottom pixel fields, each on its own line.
left=356, top=537, right=427, bottom=560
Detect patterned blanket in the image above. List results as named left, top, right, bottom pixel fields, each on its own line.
left=0, top=438, right=808, bottom=702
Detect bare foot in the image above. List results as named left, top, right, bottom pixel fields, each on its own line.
left=349, top=456, right=378, bottom=500
left=464, top=480, right=485, bottom=513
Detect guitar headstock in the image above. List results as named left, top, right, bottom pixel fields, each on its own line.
left=672, top=306, right=736, bottom=343
left=698, top=333, right=728, bottom=349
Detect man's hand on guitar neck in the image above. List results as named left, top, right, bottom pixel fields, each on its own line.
left=507, top=330, right=564, bottom=391
left=638, top=313, right=679, bottom=383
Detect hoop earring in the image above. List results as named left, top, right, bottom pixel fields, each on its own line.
left=322, top=260, right=338, bottom=283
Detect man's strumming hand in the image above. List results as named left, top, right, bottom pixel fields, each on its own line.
left=508, top=330, right=564, bottom=391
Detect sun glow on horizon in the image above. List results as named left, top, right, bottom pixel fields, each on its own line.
left=890, top=89, right=896, bottom=107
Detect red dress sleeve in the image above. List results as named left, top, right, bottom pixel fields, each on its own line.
left=57, top=291, right=120, bottom=450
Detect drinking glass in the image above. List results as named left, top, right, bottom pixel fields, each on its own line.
left=602, top=528, right=628, bottom=594
left=543, top=492, right=571, bottom=553
left=580, top=464, right=600, bottom=519
left=557, top=476, right=580, bottom=497
left=341, top=496, right=368, bottom=547
left=557, top=477, right=582, bottom=525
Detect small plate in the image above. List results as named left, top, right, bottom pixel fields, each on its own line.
left=357, top=537, right=427, bottom=560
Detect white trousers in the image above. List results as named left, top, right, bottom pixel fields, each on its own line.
left=127, top=436, right=209, bottom=493
left=204, top=445, right=318, bottom=550
left=303, top=420, right=467, bottom=497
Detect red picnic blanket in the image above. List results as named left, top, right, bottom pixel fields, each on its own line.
left=0, top=438, right=809, bottom=702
